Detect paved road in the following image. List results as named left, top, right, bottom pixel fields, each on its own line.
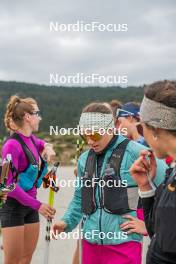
left=1, top=167, right=150, bottom=264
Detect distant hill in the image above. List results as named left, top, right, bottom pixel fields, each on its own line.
left=0, top=81, right=144, bottom=135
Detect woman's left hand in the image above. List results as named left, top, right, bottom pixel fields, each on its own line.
left=129, top=150, right=157, bottom=191
left=0, top=191, right=8, bottom=203
left=43, top=143, right=56, bottom=163
left=120, top=214, right=148, bottom=235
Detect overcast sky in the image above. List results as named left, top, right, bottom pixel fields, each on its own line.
left=0, top=0, right=176, bottom=86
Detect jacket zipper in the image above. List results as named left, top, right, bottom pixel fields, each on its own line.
left=97, top=159, right=103, bottom=245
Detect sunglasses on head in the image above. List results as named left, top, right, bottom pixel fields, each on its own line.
left=116, top=108, right=135, bottom=118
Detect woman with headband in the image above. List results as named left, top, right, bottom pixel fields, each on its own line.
left=130, top=80, right=176, bottom=263
left=53, top=102, right=166, bottom=264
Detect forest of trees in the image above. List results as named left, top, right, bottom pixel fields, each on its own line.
left=0, top=81, right=144, bottom=135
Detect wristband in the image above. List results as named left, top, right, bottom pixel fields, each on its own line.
left=138, top=188, right=155, bottom=198
left=44, top=143, right=53, bottom=149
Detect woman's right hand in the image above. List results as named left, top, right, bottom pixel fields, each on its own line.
left=74, top=167, right=78, bottom=177
left=130, top=150, right=157, bottom=191
left=38, top=203, right=56, bottom=219
left=52, top=221, right=67, bottom=237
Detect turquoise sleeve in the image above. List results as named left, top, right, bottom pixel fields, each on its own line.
left=154, top=158, right=168, bottom=186
left=61, top=153, right=87, bottom=232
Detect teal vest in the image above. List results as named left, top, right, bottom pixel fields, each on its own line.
left=9, top=133, right=48, bottom=191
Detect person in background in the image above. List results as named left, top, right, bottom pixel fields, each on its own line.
left=116, top=102, right=148, bottom=147
left=109, top=100, right=122, bottom=128
left=110, top=101, right=148, bottom=243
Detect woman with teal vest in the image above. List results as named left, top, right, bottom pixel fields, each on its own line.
left=53, top=102, right=167, bottom=264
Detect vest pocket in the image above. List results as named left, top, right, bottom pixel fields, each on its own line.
left=18, top=164, right=38, bottom=191
left=81, top=175, right=97, bottom=215
left=102, top=174, right=129, bottom=215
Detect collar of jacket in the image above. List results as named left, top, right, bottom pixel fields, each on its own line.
left=96, top=134, right=127, bottom=156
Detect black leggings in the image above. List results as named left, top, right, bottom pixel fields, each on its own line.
left=147, top=236, right=176, bottom=264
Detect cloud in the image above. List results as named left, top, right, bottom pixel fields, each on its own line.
left=0, top=0, right=176, bottom=86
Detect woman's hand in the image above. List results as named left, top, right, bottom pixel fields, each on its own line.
left=38, top=203, right=56, bottom=219
left=74, top=167, right=78, bottom=177
left=43, top=143, right=56, bottom=163
left=2, top=192, right=8, bottom=202
left=0, top=191, right=8, bottom=203
left=120, top=214, right=148, bottom=235
left=52, top=221, right=67, bottom=238
left=130, top=150, right=157, bottom=191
